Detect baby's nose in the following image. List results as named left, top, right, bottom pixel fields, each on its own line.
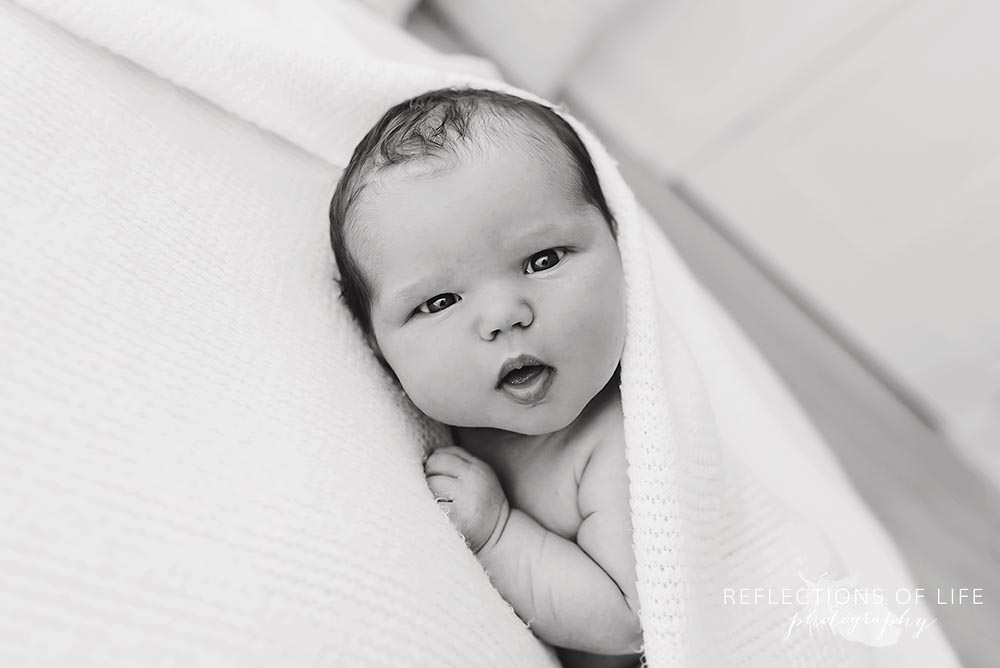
left=478, top=294, right=533, bottom=341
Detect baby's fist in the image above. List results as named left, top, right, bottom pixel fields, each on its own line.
left=424, top=445, right=509, bottom=555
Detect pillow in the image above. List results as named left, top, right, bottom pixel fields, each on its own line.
left=0, top=6, right=555, bottom=665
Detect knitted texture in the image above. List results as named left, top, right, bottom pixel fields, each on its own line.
left=0, top=1, right=958, bottom=667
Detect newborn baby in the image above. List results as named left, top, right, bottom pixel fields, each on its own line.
left=330, top=88, right=642, bottom=668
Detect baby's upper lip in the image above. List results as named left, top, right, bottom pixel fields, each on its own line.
left=496, top=354, right=549, bottom=388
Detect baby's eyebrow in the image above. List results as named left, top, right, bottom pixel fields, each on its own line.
left=384, top=272, right=450, bottom=309
left=389, top=281, right=427, bottom=306
left=514, top=217, right=576, bottom=247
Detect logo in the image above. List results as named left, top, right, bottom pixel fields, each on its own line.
left=724, top=573, right=983, bottom=646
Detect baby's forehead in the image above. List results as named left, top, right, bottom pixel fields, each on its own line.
left=350, top=139, right=585, bottom=287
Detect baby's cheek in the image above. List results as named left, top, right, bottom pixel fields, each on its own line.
left=552, top=266, right=625, bottom=368
left=400, top=331, right=476, bottom=420
left=563, top=269, right=619, bottom=328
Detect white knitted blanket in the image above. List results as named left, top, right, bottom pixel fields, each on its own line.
left=0, top=1, right=958, bottom=666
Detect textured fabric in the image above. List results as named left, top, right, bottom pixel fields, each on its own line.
left=0, top=1, right=958, bottom=667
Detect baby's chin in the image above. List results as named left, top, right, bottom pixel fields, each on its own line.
left=436, top=397, right=587, bottom=437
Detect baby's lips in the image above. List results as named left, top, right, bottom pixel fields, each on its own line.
left=495, top=353, right=548, bottom=387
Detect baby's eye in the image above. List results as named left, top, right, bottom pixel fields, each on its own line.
left=418, top=293, right=461, bottom=315
left=525, top=248, right=566, bottom=274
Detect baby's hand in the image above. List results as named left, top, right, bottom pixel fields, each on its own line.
left=424, top=445, right=510, bottom=555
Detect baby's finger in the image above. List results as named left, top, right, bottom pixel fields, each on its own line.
left=426, top=474, right=458, bottom=502
left=423, top=451, right=468, bottom=477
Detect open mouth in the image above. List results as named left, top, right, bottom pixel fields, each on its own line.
left=496, top=355, right=556, bottom=405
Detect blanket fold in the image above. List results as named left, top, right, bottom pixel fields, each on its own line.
left=0, top=1, right=959, bottom=666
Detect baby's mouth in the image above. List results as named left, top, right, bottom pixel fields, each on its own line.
left=500, top=364, right=548, bottom=387
left=496, top=354, right=548, bottom=388
left=495, top=355, right=556, bottom=405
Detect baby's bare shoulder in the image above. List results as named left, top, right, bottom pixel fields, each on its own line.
left=576, top=430, right=626, bottom=511
left=574, top=389, right=627, bottom=511
left=573, top=390, right=625, bottom=470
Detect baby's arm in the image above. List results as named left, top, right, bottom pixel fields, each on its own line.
left=478, top=434, right=642, bottom=654
left=426, top=439, right=641, bottom=655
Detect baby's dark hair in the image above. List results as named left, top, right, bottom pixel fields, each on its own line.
left=329, top=87, right=617, bottom=341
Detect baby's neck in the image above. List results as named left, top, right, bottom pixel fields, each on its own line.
left=450, top=424, right=553, bottom=462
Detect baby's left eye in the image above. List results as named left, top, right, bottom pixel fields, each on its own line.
left=525, top=248, right=566, bottom=274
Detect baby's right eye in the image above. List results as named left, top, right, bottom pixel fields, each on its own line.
left=418, top=294, right=461, bottom=315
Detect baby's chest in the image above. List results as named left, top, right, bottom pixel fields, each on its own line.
left=493, top=437, right=596, bottom=542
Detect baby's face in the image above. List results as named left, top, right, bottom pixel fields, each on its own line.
left=357, top=142, right=626, bottom=435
